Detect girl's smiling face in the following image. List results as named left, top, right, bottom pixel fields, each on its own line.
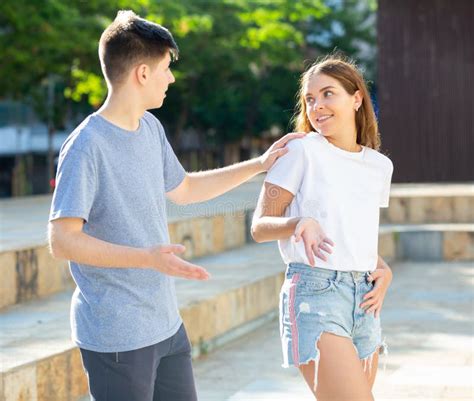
left=304, top=73, right=362, bottom=137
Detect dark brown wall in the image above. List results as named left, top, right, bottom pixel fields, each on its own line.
left=377, top=0, right=474, bottom=182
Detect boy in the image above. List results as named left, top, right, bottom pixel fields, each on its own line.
left=48, top=10, right=302, bottom=401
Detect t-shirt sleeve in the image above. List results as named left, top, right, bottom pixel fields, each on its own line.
left=264, top=139, right=305, bottom=195
left=159, top=127, right=186, bottom=193
left=380, top=160, right=394, bottom=208
left=49, top=147, right=97, bottom=222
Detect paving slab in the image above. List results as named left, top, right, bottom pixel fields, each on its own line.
left=191, top=260, right=474, bottom=401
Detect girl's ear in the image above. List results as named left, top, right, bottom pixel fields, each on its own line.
left=354, top=90, right=363, bottom=110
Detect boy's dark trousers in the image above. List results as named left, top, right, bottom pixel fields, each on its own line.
left=80, top=324, right=198, bottom=401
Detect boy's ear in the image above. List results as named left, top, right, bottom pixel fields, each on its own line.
left=135, top=64, right=149, bottom=86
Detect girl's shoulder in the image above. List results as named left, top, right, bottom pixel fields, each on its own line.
left=281, top=133, right=323, bottom=163
left=364, top=147, right=394, bottom=173
left=286, top=132, right=323, bottom=150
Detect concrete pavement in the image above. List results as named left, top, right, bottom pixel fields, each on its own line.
left=192, top=260, right=473, bottom=401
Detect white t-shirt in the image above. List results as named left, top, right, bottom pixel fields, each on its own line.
left=265, top=132, right=393, bottom=272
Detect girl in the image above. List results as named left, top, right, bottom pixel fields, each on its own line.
left=251, top=56, right=394, bottom=401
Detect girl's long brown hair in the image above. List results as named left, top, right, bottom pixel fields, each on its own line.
left=292, top=54, right=381, bottom=150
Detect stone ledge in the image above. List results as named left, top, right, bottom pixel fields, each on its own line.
left=0, top=249, right=72, bottom=311
left=1, top=181, right=473, bottom=254
left=380, top=195, right=474, bottom=224
left=0, top=211, right=250, bottom=311
left=379, top=224, right=474, bottom=262
left=2, top=219, right=472, bottom=312
left=0, top=242, right=284, bottom=401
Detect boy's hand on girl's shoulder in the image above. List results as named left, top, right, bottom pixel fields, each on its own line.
left=147, top=244, right=210, bottom=280
left=258, top=132, right=307, bottom=172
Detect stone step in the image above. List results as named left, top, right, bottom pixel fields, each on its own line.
left=379, top=223, right=474, bottom=262
left=2, top=182, right=472, bottom=252
left=2, top=219, right=472, bottom=311
left=0, top=209, right=250, bottom=311
left=0, top=179, right=263, bottom=254
left=0, top=179, right=262, bottom=311
left=381, top=183, right=474, bottom=225
left=0, top=242, right=285, bottom=401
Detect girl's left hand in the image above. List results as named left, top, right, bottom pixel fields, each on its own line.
left=360, top=265, right=393, bottom=318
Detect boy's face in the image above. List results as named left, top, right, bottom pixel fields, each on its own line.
left=144, top=52, right=175, bottom=109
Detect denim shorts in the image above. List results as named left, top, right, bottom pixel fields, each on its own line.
left=279, top=263, right=387, bottom=377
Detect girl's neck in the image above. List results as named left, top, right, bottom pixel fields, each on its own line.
left=325, top=129, right=361, bottom=153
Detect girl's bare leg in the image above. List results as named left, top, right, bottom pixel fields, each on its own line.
left=362, top=349, right=379, bottom=390
left=298, top=333, right=374, bottom=401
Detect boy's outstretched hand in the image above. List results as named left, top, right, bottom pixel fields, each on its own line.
left=148, top=244, right=210, bottom=280
left=258, top=132, right=306, bottom=172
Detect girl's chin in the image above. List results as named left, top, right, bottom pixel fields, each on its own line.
left=312, top=127, right=331, bottom=136
left=311, top=122, right=328, bottom=133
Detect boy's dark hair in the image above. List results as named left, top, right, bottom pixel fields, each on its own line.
left=99, top=10, right=179, bottom=86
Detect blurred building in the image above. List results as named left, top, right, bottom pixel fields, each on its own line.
left=377, top=0, right=474, bottom=182
left=0, top=101, right=69, bottom=197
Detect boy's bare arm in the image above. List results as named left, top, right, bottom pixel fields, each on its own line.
left=167, top=133, right=305, bottom=205
left=48, top=218, right=209, bottom=280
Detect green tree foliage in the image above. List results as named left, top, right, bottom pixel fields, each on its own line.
left=0, top=0, right=377, bottom=145
left=149, top=0, right=331, bottom=144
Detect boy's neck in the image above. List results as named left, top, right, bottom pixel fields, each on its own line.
left=97, top=89, right=146, bottom=131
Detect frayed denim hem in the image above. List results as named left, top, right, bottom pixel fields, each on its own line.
left=282, top=335, right=389, bottom=394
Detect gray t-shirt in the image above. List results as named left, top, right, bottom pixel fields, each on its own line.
left=49, top=111, right=186, bottom=352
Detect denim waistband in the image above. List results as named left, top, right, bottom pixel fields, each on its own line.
left=287, top=262, right=371, bottom=284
